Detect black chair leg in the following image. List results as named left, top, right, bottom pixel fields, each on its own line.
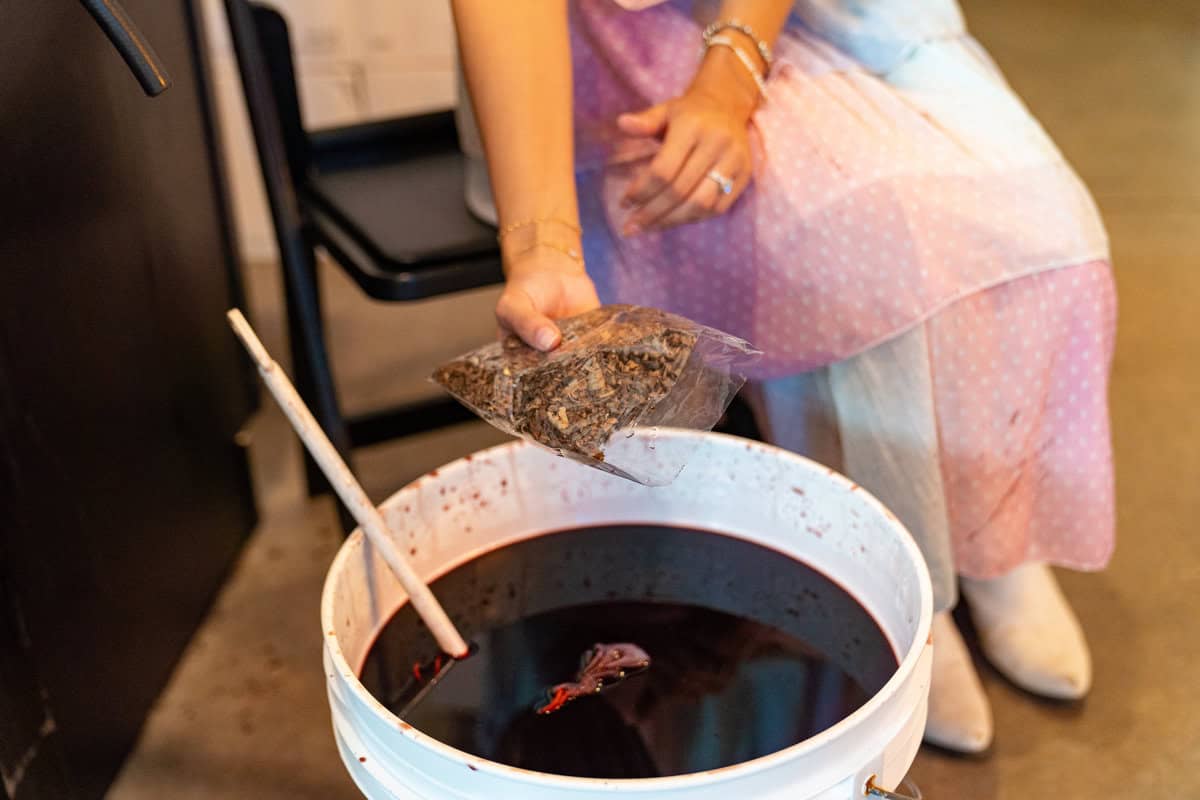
left=280, top=235, right=352, bottom=499
left=225, top=0, right=357, bottom=532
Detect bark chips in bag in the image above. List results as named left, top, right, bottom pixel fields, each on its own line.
left=433, top=305, right=760, bottom=485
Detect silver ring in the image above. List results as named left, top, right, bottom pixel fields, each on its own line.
left=707, top=170, right=734, bottom=195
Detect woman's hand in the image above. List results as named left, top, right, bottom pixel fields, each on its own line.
left=617, top=85, right=756, bottom=236
left=496, top=249, right=601, bottom=351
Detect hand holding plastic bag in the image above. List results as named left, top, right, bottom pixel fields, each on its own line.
left=433, top=305, right=760, bottom=485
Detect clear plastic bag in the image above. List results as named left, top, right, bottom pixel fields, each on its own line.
left=432, top=305, right=760, bottom=486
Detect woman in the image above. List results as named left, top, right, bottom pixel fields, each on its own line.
left=450, top=0, right=1116, bottom=753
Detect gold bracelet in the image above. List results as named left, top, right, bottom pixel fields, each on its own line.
left=512, top=240, right=584, bottom=265
left=497, top=217, right=583, bottom=242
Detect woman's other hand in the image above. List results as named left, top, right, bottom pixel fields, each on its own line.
left=617, top=89, right=754, bottom=235
left=496, top=248, right=601, bottom=352
left=616, top=18, right=776, bottom=235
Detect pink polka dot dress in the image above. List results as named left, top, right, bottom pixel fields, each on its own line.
left=568, top=0, right=1117, bottom=583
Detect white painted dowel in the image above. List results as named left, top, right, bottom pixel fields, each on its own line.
left=226, top=309, right=469, bottom=657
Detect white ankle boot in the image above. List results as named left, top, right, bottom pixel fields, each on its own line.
left=961, top=562, right=1093, bottom=700
left=924, top=610, right=994, bottom=753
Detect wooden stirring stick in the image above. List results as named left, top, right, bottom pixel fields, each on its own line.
left=227, top=309, right=469, bottom=658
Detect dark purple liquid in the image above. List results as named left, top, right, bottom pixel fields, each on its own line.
left=359, top=525, right=897, bottom=778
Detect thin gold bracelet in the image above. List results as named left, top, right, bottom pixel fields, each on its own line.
left=497, top=217, right=583, bottom=242
left=512, top=240, right=584, bottom=265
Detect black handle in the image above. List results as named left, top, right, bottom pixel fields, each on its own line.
left=79, top=0, right=172, bottom=97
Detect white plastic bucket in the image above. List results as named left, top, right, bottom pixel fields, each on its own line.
left=322, top=431, right=933, bottom=799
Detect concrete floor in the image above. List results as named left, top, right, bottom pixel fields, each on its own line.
left=109, top=0, right=1199, bottom=797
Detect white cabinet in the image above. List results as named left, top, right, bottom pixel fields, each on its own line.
left=342, top=0, right=459, bottom=119
left=199, top=0, right=459, bottom=260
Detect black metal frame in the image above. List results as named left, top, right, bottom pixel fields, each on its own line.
left=222, top=0, right=502, bottom=498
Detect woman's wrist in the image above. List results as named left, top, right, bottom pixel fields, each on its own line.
left=501, top=231, right=587, bottom=278
left=702, top=21, right=773, bottom=71
left=690, top=42, right=764, bottom=123
left=503, top=243, right=587, bottom=276
left=498, top=216, right=586, bottom=276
